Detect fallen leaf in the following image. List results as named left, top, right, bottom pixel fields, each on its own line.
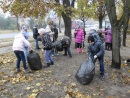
left=28, top=93, right=38, bottom=98
left=26, top=87, right=31, bottom=90
left=32, top=89, right=39, bottom=93
left=71, top=83, right=76, bottom=87
left=36, top=83, right=41, bottom=86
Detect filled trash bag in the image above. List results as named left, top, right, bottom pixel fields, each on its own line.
left=53, top=40, right=63, bottom=51
left=27, top=50, right=42, bottom=70
left=75, top=59, right=95, bottom=85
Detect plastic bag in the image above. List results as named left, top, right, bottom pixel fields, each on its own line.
left=75, top=59, right=95, bottom=85
left=53, top=41, right=63, bottom=51
left=27, top=50, right=42, bottom=70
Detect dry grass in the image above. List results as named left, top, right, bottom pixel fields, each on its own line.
left=0, top=38, right=34, bottom=48
left=0, top=30, right=19, bottom=34
left=0, top=29, right=32, bottom=34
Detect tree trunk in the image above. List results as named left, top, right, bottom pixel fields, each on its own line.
left=62, top=13, right=72, bottom=39
left=83, top=20, right=85, bottom=30
left=16, top=17, right=20, bottom=31
left=122, top=31, right=127, bottom=46
left=122, top=17, right=129, bottom=46
left=59, top=17, right=61, bottom=33
left=111, top=27, right=121, bottom=69
left=99, top=15, right=103, bottom=29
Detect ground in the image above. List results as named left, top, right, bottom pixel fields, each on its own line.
left=0, top=33, right=130, bottom=98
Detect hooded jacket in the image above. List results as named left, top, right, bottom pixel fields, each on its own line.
left=87, top=40, right=104, bottom=60
left=89, top=29, right=102, bottom=43
left=12, top=33, right=31, bottom=51
left=41, top=33, right=53, bottom=50
left=74, top=28, right=84, bottom=43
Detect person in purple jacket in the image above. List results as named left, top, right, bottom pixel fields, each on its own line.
left=74, top=26, right=84, bottom=53
left=102, top=26, right=112, bottom=50
left=105, top=32, right=112, bottom=50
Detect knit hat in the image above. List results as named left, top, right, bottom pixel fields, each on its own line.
left=38, top=28, right=45, bottom=35
left=21, top=25, right=27, bottom=31
left=88, top=36, right=94, bottom=42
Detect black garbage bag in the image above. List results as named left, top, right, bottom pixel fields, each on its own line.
left=75, top=59, right=95, bottom=85
left=53, top=40, right=63, bottom=51
left=27, top=50, right=42, bottom=70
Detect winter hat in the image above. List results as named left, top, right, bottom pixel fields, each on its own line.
left=21, top=25, right=27, bottom=31
left=38, top=28, right=45, bottom=35
left=88, top=35, right=94, bottom=42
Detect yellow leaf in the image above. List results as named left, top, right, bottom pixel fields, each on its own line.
left=64, top=86, right=68, bottom=91
left=28, top=93, right=38, bottom=98
left=32, top=89, right=39, bottom=93
left=64, top=94, right=71, bottom=98
left=128, top=70, right=130, bottom=73
left=36, top=83, right=41, bottom=86
left=26, top=87, right=31, bottom=90
left=71, top=83, right=76, bottom=87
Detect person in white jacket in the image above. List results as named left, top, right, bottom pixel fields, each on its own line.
left=12, top=33, right=32, bottom=73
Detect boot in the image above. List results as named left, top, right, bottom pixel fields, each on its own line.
left=79, top=48, right=82, bottom=53
left=44, top=63, right=50, bottom=68
left=77, top=48, right=80, bottom=53
left=63, top=54, right=67, bottom=56
left=50, top=61, right=54, bottom=65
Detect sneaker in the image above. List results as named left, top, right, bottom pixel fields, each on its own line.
left=44, top=63, right=50, bottom=68
left=24, top=69, right=31, bottom=73
left=100, top=75, right=105, bottom=80
left=15, top=68, right=21, bottom=74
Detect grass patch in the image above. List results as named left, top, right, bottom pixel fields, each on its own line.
left=0, top=29, right=32, bottom=34
left=0, top=30, right=19, bottom=34
left=0, top=37, right=34, bottom=48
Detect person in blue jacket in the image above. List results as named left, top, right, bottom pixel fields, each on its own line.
left=87, top=35, right=105, bottom=80
left=20, top=25, right=29, bottom=61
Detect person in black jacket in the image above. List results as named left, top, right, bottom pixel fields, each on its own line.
left=61, top=36, right=72, bottom=58
left=52, top=24, right=59, bottom=56
left=33, top=25, right=40, bottom=50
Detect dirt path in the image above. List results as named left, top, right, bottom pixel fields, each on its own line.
left=0, top=35, right=130, bottom=98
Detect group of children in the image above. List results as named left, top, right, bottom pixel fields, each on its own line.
left=12, top=23, right=112, bottom=80
left=12, top=21, right=73, bottom=73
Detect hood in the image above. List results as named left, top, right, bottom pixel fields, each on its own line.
left=45, top=25, right=51, bottom=32
left=14, top=33, right=23, bottom=39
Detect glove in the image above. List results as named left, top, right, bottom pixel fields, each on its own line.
left=94, top=55, right=97, bottom=59
left=29, top=50, right=33, bottom=53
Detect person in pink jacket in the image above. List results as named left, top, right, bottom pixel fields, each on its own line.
left=12, top=33, right=32, bottom=73
left=74, top=26, right=84, bottom=53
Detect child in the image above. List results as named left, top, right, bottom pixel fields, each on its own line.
left=38, top=28, right=54, bottom=68
left=12, top=32, right=32, bottom=73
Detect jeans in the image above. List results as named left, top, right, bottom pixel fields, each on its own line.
left=97, top=55, right=104, bottom=76
left=44, top=50, right=53, bottom=63
left=14, top=51, right=28, bottom=70
left=64, top=45, right=72, bottom=57
left=23, top=46, right=28, bottom=60
left=35, top=39, right=39, bottom=49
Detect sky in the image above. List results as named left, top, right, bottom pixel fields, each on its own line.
left=0, top=8, right=10, bottom=18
